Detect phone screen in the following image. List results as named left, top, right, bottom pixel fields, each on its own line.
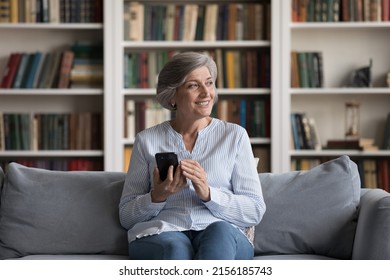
left=155, top=152, right=179, bottom=181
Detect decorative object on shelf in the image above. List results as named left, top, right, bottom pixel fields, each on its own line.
left=387, top=72, right=390, bottom=87
left=345, top=101, right=360, bottom=139
left=347, top=59, right=372, bottom=87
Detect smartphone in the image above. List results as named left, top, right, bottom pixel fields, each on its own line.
left=155, top=152, right=179, bottom=181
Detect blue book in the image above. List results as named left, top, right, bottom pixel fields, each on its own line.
left=24, top=52, right=43, bottom=88
left=12, top=53, right=29, bottom=88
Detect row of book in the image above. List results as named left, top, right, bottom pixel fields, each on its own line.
left=292, top=112, right=390, bottom=151
left=124, top=99, right=172, bottom=140
left=0, top=0, right=103, bottom=23
left=0, top=112, right=102, bottom=151
left=291, top=112, right=322, bottom=150
left=124, top=97, right=271, bottom=140
left=291, top=157, right=390, bottom=192
left=213, top=98, right=271, bottom=138
left=0, top=41, right=103, bottom=89
left=123, top=1, right=270, bottom=41
left=291, top=51, right=324, bottom=88
left=0, top=159, right=103, bottom=171
left=124, top=48, right=271, bottom=89
left=292, top=0, right=390, bottom=22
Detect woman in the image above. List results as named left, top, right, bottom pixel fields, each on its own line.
left=119, top=51, right=266, bottom=260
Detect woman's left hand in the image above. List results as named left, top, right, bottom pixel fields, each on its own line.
left=180, top=159, right=210, bottom=201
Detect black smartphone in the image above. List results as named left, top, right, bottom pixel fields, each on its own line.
left=155, top=152, right=179, bottom=181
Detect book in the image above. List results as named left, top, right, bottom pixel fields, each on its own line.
left=326, top=138, right=377, bottom=150
left=182, top=4, right=198, bottom=41
left=383, top=113, right=390, bottom=149
left=23, top=51, right=43, bottom=88
left=0, top=52, right=22, bottom=88
left=57, top=50, right=75, bottom=88
left=44, top=51, right=62, bottom=88
left=128, top=1, right=144, bottom=41
left=124, top=145, right=133, bottom=172
left=203, top=4, right=218, bottom=41
left=378, top=159, right=389, bottom=192
left=32, top=52, right=46, bottom=88
left=125, top=99, right=135, bottom=140
left=0, top=0, right=10, bottom=23
left=12, top=53, right=30, bottom=88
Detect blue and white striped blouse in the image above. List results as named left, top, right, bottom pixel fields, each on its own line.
left=119, top=118, right=266, bottom=244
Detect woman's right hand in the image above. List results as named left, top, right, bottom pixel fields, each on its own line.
left=151, top=164, right=187, bottom=203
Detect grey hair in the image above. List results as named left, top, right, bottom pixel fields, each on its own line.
left=156, top=51, right=218, bottom=111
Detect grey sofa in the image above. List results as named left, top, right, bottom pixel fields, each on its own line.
left=0, top=155, right=389, bottom=260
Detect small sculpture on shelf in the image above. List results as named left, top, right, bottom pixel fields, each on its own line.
left=345, top=101, right=360, bottom=139
left=347, top=59, right=372, bottom=88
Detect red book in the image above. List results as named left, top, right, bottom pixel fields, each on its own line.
left=0, top=53, right=22, bottom=88
left=378, top=159, right=389, bottom=192
left=57, top=50, right=74, bottom=88
left=383, top=0, right=390, bottom=21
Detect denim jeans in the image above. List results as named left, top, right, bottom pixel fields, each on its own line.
left=128, top=221, right=254, bottom=260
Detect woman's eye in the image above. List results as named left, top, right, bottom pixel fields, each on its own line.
left=188, top=83, right=198, bottom=89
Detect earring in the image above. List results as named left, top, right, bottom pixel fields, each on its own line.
left=171, top=103, right=177, bottom=110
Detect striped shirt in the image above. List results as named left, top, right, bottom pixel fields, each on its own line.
left=119, top=118, right=266, bottom=244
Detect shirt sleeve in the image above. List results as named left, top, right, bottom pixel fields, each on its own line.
left=204, top=130, right=266, bottom=228
left=118, top=135, right=166, bottom=230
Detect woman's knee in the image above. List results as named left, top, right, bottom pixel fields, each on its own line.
left=129, top=232, right=194, bottom=260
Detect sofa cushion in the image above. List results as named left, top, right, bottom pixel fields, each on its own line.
left=254, top=155, right=360, bottom=259
left=0, top=163, right=128, bottom=259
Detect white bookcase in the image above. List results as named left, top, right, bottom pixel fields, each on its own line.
left=0, top=3, right=106, bottom=169
left=105, top=0, right=282, bottom=172
left=280, top=1, right=390, bottom=173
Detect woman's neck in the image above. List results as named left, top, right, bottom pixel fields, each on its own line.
left=170, top=117, right=212, bottom=152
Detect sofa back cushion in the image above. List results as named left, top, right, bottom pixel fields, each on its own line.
left=0, top=163, right=127, bottom=259
left=254, top=155, right=361, bottom=259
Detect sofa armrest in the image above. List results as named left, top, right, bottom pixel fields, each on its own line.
left=352, top=189, right=390, bottom=259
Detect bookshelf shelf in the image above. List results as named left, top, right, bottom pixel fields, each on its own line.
left=0, top=23, right=103, bottom=30
left=0, top=89, right=103, bottom=95
left=0, top=150, right=104, bottom=157
left=123, top=88, right=271, bottom=97
left=290, top=22, right=390, bottom=29
left=122, top=40, right=271, bottom=49
left=290, top=88, right=390, bottom=95
left=290, top=150, right=390, bottom=157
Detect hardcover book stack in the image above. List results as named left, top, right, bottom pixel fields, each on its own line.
left=69, top=41, right=103, bottom=88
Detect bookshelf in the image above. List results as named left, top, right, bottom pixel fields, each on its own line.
left=106, top=0, right=281, bottom=172
left=281, top=1, right=390, bottom=189
left=0, top=0, right=106, bottom=171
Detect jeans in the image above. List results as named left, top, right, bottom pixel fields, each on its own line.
left=128, top=221, right=254, bottom=260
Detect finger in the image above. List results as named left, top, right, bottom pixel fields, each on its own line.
left=153, top=166, right=161, bottom=183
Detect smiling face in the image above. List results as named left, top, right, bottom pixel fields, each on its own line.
left=172, top=66, right=216, bottom=121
